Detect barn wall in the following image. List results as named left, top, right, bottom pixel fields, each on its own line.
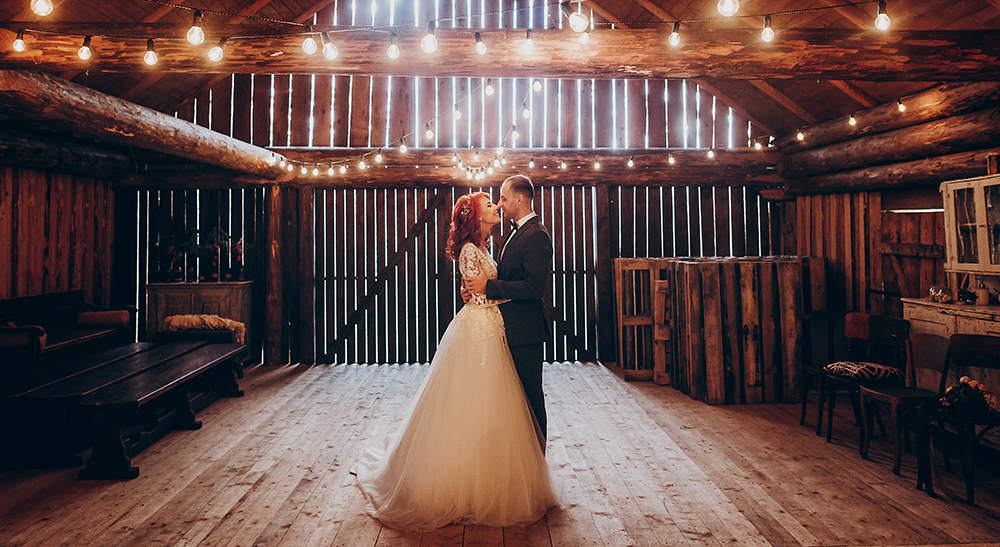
left=0, top=165, right=114, bottom=305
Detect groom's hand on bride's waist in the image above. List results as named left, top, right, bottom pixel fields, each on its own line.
left=460, top=282, right=472, bottom=304
left=465, top=271, right=488, bottom=295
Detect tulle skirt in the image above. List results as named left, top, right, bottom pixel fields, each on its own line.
left=353, top=304, right=557, bottom=532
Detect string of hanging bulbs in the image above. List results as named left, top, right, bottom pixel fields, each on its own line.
left=12, top=0, right=893, bottom=64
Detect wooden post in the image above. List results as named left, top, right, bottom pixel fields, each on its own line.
left=298, top=188, right=315, bottom=364
left=778, top=260, right=804, bottom=403
left=595, top=184, right=616, bottom=364
left=682, top=261, right=705, bottom=401
left=739, top=261, right=763, bottom=403
left=265, top=185, right=284, bottom=366
left=759, top=260, right=779, bottom=402
left=720, top=259, right=744, bottom=403
left=700, top=262, right=726, bottom=405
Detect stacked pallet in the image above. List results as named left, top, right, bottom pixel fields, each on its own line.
left=614, top=256, right=826, bottom=404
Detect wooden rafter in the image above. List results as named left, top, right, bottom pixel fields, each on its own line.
left=828, top=80, right=877, bottom=108
left=749, top=81, right=818, bottom=124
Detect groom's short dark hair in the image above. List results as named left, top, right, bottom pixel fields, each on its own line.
left=504, top=174, right=534, bottom=201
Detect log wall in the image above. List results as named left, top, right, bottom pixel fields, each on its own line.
left=0, top=165, right=114, bottom=305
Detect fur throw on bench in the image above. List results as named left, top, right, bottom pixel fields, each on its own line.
left=164, top=314, right=246, bottom=344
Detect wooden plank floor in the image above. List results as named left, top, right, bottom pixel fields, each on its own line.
left=2, top=362, right=1000, bottom=546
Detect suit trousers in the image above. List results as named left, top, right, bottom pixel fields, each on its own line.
left=509, top=342, right=546, bottom=447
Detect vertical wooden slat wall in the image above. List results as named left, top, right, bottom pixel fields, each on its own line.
left=115, top=0, right=784, bottom=365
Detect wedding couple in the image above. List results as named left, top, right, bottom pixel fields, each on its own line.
left=353, top=174, right=558, bottom=531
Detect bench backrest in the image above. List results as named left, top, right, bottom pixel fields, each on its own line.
left=0, top=291, right=87, bottom=328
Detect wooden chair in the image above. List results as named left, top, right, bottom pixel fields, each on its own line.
left=859, top=333, right=950, bottom=475
left=925, top=334, right=1000, bottom=504
left=817, top=314, right=909, bottom=444
left=799, top=311, right=837, bottom=426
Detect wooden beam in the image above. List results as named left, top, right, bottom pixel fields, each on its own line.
left=695, top=80, right=776, bottom=136
left=774, top=81, right=1000, bottom=149
left=2, top=26, right=997, bottom=80
left=828, top=80, right=877, bottom=108
left=0, top=128, right=135, bottom=178
left=0, top=70, right=292, bottom=180
left=749, top=81, right=818, bottom=124
left=785, top=146, right=1000, bottom=194
left=631, top=0, right=678, bottom=22
left=780, top=106, right=1000, bottom=178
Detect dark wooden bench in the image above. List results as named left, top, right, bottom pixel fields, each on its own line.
left=8, top=341, right=245, bottom=479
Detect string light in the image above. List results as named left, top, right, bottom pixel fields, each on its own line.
left=77, top=35, right=92, bottom=60
left=312, top=166, right=319, bottom=176
left=321, top=32, right=339, bottom=60
left=754, top=141, right=763, bottom=150
left=593, top=160, right=601, bottom=170
left=302, top=26, right=318, bottom=55
left=358, top=159, right=367, bottom=170
left=707, top=149, right=716, bottom=159
left=529, top=158, right=536, bottom=168
left=466, top=170, right=474, bottom=180
left=875, top=0, right=891, bottom=30
left=187, top=11, right=205, bottom=46
left=897, top=98, right=906, bottom=112
left=30, top=0, right=53, bottom=17
left=300, top=165, right=308, bottom=174
left=580, top=30, right=590, bottom=44
left=207, top=37, right=227, bottom=62
left=669, top=22, right=681, bottom=48
left=501, top=157, right=508, bottom=165
left=473, top=151, right=480, bottom=162
left=12, top=30, right=25, bottom=52
left=424, top=122, right=434, bottom=141
left=339, top=164, right=347, bottom=174
left=485, top=79, right=495, bottom=96
left=452, top=153, right=460, bottom=163
left=487, top=165, right=494, bottom=174
left=266, top=154, right=277, bottom=166
left=279, top=158, right=287, bottom=168
left=568, top=10, right=590, bottom=33
left=286, top=164, right=294, bottom=172
left=327, top=165, right=335, bottom=176
left=668, top=155, right=676, bottom=165
left=453, top=104, right=462, bottom=120
left=627, top=156, right=634, bottom=167
left=717, top=0, right=740, bottom=17
left=761, top=15, right=775, bottom=42
left=399, top=138, right=408, bottom=154
left=510, top=125, right=520, bottom=141
left=848, top=113, right=857, bottom=126
left=421, top=21, right=438, bottom=54
left=144, top=38, right=158, bottom=66
left=532, top=79, right=543, bottom=92
left=560, top=161, right=567, bottom=170
left=492, top=158, right=501, bottom=168
left=474, top=32, right=487, bottom=55
left=375, top=149, right=383, bottom=163
left=387, top=33, right=401, bottom=59
left=496, top=145, right=504, bottom=156
left=522, top=105, right=531, bottom=119
left=796, top=130, right=805, bottom=141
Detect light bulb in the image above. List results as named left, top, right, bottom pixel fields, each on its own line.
left=485, top=79, right=495, bottom=96
left=466, top=170, right=474, bottom=180
left=522, top=107, right=531, bottom=120
left=496, top=146, right=504, bottom=156
left=387, top=33, right=400, bottom=59
left=897, top=99, right=906, bottom=112
left=187, top=12, right=205, bottom=46
left=796, top=131, right=805, bottom=141
left=12, top=30, right=25, bottom=52
left=501, top=157, right=507, bottom=165
left=421, top=21, right=438, bottom=53
left=266, top=154, right=277, bottom=166
left=312, top=167, right=319, bottom=176
left=475, top=32, right=487, bottom=55
left=300, top=165, right=308, bottom=174
left=328, top=166, right=335, bottom=175
left=875, top=1, right=890, bottom=30
left=627, top=157, right=634, bottom=167
left=493, top=158, right=501, bottom=168
left=668, top=22, right=680, bottom=48
left=77, top=36, right=92, bottom=60
left=848, top=114, right=857, bottom=126
left=593, top=160, right=601, bottom=170
left=511, top=126, right=520, bottom=141
left=207, top=38, right=226, bottom=62
left=532, top=79, right=542, bottom=92
left=425, top=123, right=434, bottom=140
left=754, top=141, right=763, bottom=150
left=339, top=165, right=347, bottom=174
left=375, top=150, right=383, bottom=163
left=529, top=158, right=536, bottom=168
left=279, top=159, right=287, bottom=167
left=359, top=160, right=367, bottom=170
left=287, top=164, right=294, bottom=171
left=487, top=166, right=494, bottom=174
left=717, top=0, right=739, bottom=17
left=568, top=11, right=589, bottom=33
left=707, top=150, right=715, bottom=159
left=668, top=155, right=676, bottom=165
left=30, top=0, right=53, bottom=16
left=559, top=161, right=567, bottom=170
left=144, top=39, right=158, bottom=66
left=761, top=15, right=774, bottom=42
left=473, top=151, right=481, bottom=162
left=302, top=28, right=318, bottom=55
left=399, top=142, right=408, bottom=154
left=453, top=105, right=462, bottom=120
left=580, top=31, right=590, bottom=44
left=452, top=153, right=459, bottom=163
left=321, top=33, right=339, bottom=60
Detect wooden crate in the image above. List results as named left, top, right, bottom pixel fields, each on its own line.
left=615, top=257, right=826, bottom=404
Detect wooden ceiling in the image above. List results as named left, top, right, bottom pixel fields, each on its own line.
left=1, top=0, right=998, bottom=137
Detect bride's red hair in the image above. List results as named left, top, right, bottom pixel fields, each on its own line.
left=445, top=192, right=490, bottom=261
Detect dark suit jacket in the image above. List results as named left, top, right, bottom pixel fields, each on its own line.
left=485, top=216, right=553, bottom=346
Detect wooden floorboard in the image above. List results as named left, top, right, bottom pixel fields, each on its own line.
left=2, top=362, right=1000, bottom=546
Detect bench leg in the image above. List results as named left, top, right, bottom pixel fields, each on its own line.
left=79, top=421, right=139, bottom=481
left=222, top=361, right=244, bottom=398
left=172, top=391, right=202, bottom=431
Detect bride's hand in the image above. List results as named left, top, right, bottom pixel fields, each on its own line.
left=465, top=270, right=488, bottom=295
left=460, top=281, right=473, bottom=304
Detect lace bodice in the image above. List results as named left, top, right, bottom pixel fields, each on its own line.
left=459, top=243, right=502, bottom=307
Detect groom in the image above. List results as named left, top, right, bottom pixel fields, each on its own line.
left=463, top=174, right=553, bottom=448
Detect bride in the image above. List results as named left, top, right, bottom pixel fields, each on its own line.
left=352, top=192, right=557, bottom=532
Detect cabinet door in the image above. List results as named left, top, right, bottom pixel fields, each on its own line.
left=952, top=186, right=980, bottom=265
left=986, top=180, right=1000, bottom=266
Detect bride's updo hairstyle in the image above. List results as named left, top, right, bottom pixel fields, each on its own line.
left=445, top=192, right=490, bottom=260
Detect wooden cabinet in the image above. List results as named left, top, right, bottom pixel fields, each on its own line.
left=146, top=282, right=253, bottom=343
left=941, top=173, right=1000, bottom=274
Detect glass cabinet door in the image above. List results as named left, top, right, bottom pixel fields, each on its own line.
left=987, top=181, right=1000, bottom=265
left=954, top=187, right=979, bottom=264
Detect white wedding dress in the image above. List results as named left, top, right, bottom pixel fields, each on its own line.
left=353, top=243, right=557, bottom=532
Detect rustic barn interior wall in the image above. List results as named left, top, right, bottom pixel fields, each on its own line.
left=0, top=165, right=114, bottom=306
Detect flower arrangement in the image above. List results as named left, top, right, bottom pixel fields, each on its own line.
left=940, top=375, right=1000, bottom=419
left=154, top=227, right=249, bottom=282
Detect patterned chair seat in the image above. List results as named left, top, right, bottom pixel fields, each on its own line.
left=823, top=361, right=904, bottom=384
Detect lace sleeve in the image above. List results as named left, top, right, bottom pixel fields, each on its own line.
left=459, top=244, right=488, bottom=306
